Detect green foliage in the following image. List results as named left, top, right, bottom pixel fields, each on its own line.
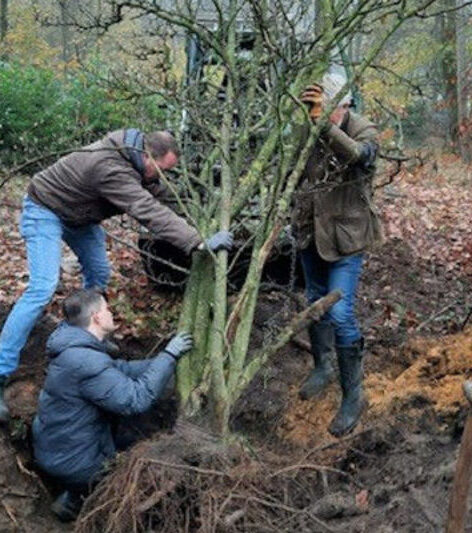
left=363, top=32, right=440, bottom=112
left=0, top=62, right=166, bottom=167
left=361, top=29, right=445, bottom=148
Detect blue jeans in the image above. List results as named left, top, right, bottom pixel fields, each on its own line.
left=0, top=197, right=110, bottom=376
left=300, top=245, right=364, bottom=346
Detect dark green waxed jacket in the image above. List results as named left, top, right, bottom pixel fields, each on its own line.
left=292, top=111, right=383, bottom=261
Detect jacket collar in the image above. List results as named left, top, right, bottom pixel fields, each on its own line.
left=46, top=322, right=107, bottom=357
left=123, top=128, right=145, bottom=176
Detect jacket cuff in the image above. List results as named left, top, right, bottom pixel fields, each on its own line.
left=185, top=234, right=204, bottom=255
left=158, top=351, right=178, bottom=364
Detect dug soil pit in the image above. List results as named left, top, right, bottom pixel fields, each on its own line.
left=280, top=328, right=472, bottom=447
left=1, top=276, right=471, bottom=532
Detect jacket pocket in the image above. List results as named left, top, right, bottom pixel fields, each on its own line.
left=333, top=210, right=371, bottom=256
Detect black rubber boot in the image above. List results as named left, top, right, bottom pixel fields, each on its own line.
left=50, top=491, right=83, bottom=522
left=299, top=322, right=336, bottom=400
left=328, top=338, right=365, bottom=437
left=0, top=377, right=10, bottom=423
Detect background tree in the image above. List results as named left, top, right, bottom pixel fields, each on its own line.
left=437, top=0, right=459, bottom=145
left=455, top=0, right=472, bottom=162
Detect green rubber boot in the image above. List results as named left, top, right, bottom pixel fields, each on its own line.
left=299, top=322, right=335, bottom=400
left=329, top=338, right=365, bottom=437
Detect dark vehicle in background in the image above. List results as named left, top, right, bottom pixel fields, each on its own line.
left=139, top=24, right=305, bottom=292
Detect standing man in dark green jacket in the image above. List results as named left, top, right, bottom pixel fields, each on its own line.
left=294, top=73, right=383, bottom=437
left=0, top=129, right=233, bottom=421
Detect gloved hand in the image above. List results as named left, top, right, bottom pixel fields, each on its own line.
left=205, top=230, right=234, bottom=252
left=164, top=332, right=193, bottom=360
left=301, top=84, right=323, bottom=121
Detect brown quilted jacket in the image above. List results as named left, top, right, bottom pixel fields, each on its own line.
left=28, top=130, right=201, bottom=254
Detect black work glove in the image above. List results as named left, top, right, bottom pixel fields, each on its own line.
left=164, top=332, right=193, bottom=361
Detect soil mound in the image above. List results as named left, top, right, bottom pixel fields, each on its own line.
left=367, top=328, right=472, bottom=417
left=280, top=328, right=472, bottom=446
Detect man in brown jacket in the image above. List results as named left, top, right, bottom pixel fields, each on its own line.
left=294, top=73, right=382, bottom=437
left=0, top=129, right=233, bottom=420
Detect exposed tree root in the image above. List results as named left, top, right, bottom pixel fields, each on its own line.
left=74, top=420, right=346, bottom=533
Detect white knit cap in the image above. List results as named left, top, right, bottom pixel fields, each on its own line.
left=322, top=72, right=352, bottom=108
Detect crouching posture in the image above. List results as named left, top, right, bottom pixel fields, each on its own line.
left=294, top=73, right=383, bottom=437
left=32, top=289, right=192, bottom=521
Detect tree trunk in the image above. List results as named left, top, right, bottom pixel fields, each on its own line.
left=59, top=0, right=71, bottom=66
left=455, top=0, right=472, bottom=162
left=0, top=0, right=8, bottom=60
left=439, top=0, right=459, bottom=146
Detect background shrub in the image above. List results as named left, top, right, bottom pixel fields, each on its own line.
left=0, top=62, right=166, bottom=169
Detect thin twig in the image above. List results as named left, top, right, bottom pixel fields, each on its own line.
left=269, top=463, right=364, bottom=489
left=461, top=307, right=472, bottom=331
left=144, top=458, right=228, bottom=477
left=1, top=500, right=18, bottom=528
left=415, top=303, right=455, bottom=332
left=0, top=146, right=135, bottom=188
left=106, top=231, right=190, bottom=275
left=232, top=494, right=339, bottom=533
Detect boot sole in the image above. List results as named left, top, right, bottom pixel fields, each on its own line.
left=328, top=399, right=367, bottom=438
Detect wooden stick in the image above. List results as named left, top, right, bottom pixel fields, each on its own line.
left=446, top=382, right=472, bottom=533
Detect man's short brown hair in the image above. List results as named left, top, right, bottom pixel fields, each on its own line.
left=145, top=131, right=180, bottom=159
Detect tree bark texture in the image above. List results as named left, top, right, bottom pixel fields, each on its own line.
left=439, top=0, right=459, bottom=144
left=455, top=1, right=472, bottom=162
left=0, top=0, right=7, bottom=59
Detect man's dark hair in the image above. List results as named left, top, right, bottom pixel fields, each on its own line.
left=63, top=289, right=104, bottom=328
left=145, top=131, right=180, bottom=159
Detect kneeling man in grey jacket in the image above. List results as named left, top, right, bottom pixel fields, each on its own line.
left=32, top=288, right=192, bottom=521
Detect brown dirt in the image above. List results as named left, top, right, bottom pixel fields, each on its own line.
left=279, top=328, right=472, bottom=447
left=0, top=425, right=71, bottom=533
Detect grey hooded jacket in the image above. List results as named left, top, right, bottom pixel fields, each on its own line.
left=32, top=323, right=175, bottom=486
